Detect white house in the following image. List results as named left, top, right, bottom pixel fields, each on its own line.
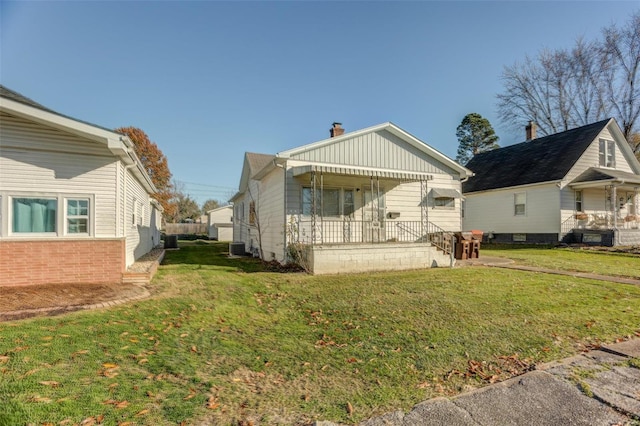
left=0, top=85, right=162, bottom=287
left=207, top=205, right=233, bottom=241
left=462, top=119, right=640, bottom=246
left=230, top=122, right=472, bottom=274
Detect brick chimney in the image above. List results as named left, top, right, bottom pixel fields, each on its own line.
left=526, top=121, right=537, bottom=141
left=330, top=122, right=344, bottom=138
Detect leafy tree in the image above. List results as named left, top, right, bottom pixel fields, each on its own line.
left=202, top=199, right=221, bottom=213
left=174, top=193, right=201, bottom=222
left=455, top=113, right=500, bottom=165
left=115, top=126, right=175, bottom=218
left=497, top=12, right=639, bottom=143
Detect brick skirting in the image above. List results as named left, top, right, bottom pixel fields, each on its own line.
left=0, top=239, right=125, bottom=287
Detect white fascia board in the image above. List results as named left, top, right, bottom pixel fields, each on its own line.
left=253, top=157, right=286, bottom=180
left=1, top=97, right=119, bottom=146
left=277, top=122, right=472, bottom=179
left=1, top=97, right=157, bottom=194
left=464, top=180, right=562, bottom=195
left=607, top=118, right=640, bottom=174
left=277, top=122, right=392, bottom=157
left=384, top=123, right=473, bottom=179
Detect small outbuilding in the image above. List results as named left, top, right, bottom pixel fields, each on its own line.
left=207, top=205, right=233, bottom=241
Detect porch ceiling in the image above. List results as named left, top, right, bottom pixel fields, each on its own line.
left=569, top=167, right=640, bottom=190
left=291, top=164, right=433, bottom=182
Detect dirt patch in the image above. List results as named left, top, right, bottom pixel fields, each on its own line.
left=0, top=282, right=146, bottom=314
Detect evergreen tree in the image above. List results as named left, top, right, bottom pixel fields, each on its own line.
left=455, top=113, right=500, bottom=165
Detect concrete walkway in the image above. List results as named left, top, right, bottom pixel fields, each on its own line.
left=459, top=256, right=640, bottom=286
left=316, top=339, right=640, bottom=426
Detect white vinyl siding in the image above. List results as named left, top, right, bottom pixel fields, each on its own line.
left=0, top=150, right=117, bottom=238
left=289, top=129, right=458, bottom=176
left=565, top=127, right=634, bottom=182
left=464, top=183, right=560, bottom=234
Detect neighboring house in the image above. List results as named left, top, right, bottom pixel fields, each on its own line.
left=230, top=122, right=472, bottom=274
left=207, top=205, right=233, bottom=241
left=0, top=85, right=162, bottom=287
left=462, top=119, right=640, bottom=246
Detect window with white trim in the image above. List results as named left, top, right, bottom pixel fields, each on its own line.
left=599, top=139, right=615, bottom=168
left=575, top=190, right=583, bottom=212
left=514, top=192, right=526, bottom=216
left=12, top=197, right=57, bottom=233
left=7, top=194, right=92, bottom=236
left=434, top=196, right=455, bottom=209
left=302, top=187, right=355, bottom=217
left=66, top=198, right=89, bottom=234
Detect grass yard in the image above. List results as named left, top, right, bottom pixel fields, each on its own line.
left=1, top=241, right=639, bottom=425
left=482, top=244, right=640, bottom=279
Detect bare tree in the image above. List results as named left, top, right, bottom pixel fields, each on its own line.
left=600, top=12, right=640, bottom=139
left=497, top=12, right=639, bottom=142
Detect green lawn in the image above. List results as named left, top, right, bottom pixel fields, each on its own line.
left=482, top=244, right=640, bottom=279
left=1, top=241, right=639, bottom=425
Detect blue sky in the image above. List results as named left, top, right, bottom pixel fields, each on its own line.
left=1, top=1, right=638, bottom=204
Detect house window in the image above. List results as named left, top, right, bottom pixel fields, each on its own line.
left=575, top=190, right=583, bottom=212
left=302, top=187, right=354, bottom=217
left=66, top=198, right=89, bottom=234
left=514, top=192, right=526, bottom=216
left=12, top=198, right=57, bottom=233
left=599, top=139, right=615, bottom=168
left=249, top=201, right=256, bottom=225
left=434, top=197, right=455, bottom=209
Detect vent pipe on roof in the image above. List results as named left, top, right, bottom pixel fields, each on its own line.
left=526, top=121, right=537, bottom=141
left=330, top=122, right=344, bottom=138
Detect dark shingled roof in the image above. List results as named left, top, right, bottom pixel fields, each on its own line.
left=463, top=119, right=611, bottom=193
left=572, top=167, right=640, bottom=185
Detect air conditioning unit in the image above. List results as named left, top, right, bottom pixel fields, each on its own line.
left=229, top=242, right=245, bottom=256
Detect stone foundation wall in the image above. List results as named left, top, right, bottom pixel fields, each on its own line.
left=0, top=239, right=125, bottom=287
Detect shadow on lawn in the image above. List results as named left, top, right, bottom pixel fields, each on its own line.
left=161, top=240, right=267, bottom=273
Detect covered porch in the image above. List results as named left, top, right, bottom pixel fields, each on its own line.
left=285, top=165, right=460, bottom=272
left=562, top=168, right=640, bottom=246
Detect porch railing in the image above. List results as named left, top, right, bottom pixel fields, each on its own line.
left=561, top=211, right=640, bottom=234
left=290, top=219, right=454, bottom=254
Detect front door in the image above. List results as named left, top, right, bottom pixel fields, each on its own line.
left=362, top=188, right=385, bottom=242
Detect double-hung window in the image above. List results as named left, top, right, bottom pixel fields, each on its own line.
left=514, top=192, right=526, bottom=216
left=575, top=190, right=583, bottom=212
left=66, top=198, right=89, bottom=234
left=599, top=139, right=615, bottom=168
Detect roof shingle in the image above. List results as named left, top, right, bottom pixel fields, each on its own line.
left=463, top=119, right=611, bottom=193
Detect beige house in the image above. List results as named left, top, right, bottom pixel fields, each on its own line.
left=207, top=205, right=233, bottom=241
left=231, top=122, right=472, bottom=274
left=0, top=85, right=162, bottom=286
left=463, top=119, right=640, bottom=246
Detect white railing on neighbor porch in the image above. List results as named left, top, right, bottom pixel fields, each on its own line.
left=561, top=212, right=640, bottom=235
left=289, top=219, right=454, bottom=254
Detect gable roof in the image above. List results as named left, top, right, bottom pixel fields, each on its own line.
left=463, top=119, right=612, bottom=193
left=571, top=167, right=640, bottom=187
left=246, top=152, right=276, bottom=177
left=278, top=122, right=472, bottom=179
left=0, top=85, right=157, bottom=194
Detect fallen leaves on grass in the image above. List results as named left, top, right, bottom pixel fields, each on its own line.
left=39, top=380, right=60, bottom=388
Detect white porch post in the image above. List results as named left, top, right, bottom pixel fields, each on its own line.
left=612, top=185, right=617, bottom=229
left=420, top=179, right=428, bottom=242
